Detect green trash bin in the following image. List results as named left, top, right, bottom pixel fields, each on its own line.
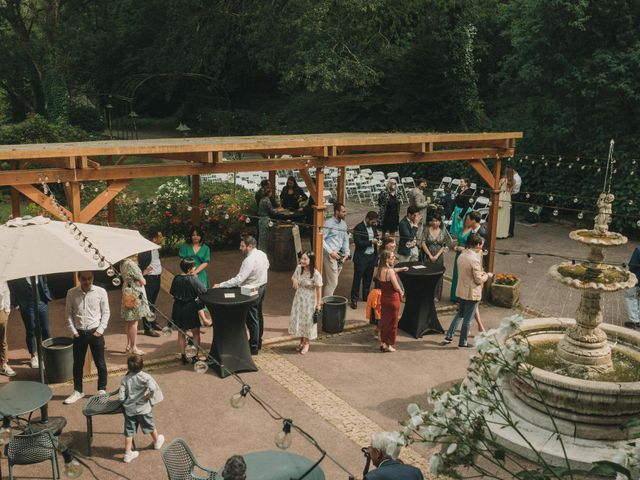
left=321, top=296, right=347, bottom=333
left=42, top=337, right=74, bottom=384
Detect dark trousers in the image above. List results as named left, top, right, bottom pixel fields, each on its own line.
left=351, top=253, right=376, bottom=304
left=72, top=330, right=108, bottom=393
left=246, top=286, right=266, bottom=350
left=18, top=301, right=51, bottom=355
left=143, top=275, right=161, bottom=330
left=509, top=194, right=518, bottom=237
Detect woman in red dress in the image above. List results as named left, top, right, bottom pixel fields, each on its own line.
left=375, top=250, right=405, bottom=352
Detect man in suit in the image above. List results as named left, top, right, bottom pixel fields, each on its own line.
left=350, top=211, right=380, bottom=310
left=397, top=206, right=420, bottom=263
left=138, top=227, right=164, bottom=337
left=443, top=234, right=492, bottom=348
left=466, top=210, right=489, bottom=269
left=363, top=432, right=423, bottom=480
left=9, top=276, right=52, bottom=368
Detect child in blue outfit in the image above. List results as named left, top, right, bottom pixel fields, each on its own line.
left=119, top=354, right=165, bottom=463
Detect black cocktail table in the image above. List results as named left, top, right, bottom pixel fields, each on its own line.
left=397, top=261, right=445, bottom=338
left=200, top=287, right=259, bottom=378
left=218, top=451, right=325, bottom=479
left=0, top=381, right=52, bottom=418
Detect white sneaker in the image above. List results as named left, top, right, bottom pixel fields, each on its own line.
left=0, top=364, right=16, bottom=377
left=30, top=356, right=39, bottom=368
left=63, top=391, right=85, bottom=405
left=123, top=450, right=139, bottom=463
left=153, top=434, right=165, bottom=450
left=97, top=390, right=107, bottom=396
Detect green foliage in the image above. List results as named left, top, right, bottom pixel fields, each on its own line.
left=68, top=105, right=103, bottom=132
left=0, top=115, right=93, bottom=145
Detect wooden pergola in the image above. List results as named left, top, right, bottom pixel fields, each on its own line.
left=0, top=132, right=522, bottom=272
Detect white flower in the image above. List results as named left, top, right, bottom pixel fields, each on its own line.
left=407, top=403, right=421, bottom=417
left=446, top=443, right=457, bottom=455
left=499, top=315, right=523, bottom=336
left=429, top=453, right=444, bottom=474
left=409, top=415, right=423, bottom=428
left=187, top=206, right=193, bottom=211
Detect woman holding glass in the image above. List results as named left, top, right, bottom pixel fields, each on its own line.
left=375, top=250, right=405, bottom=353
left=288, top=251, right=323, bottom=355
left=421, top=215, right=452, bottom=301
left=178, top=225, right=212, bottom=327
left=121, top=254, right=151, bottom=355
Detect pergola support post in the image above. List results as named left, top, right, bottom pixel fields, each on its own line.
left=337, top=166, right=346, bottom=204
left=191, top=174, right=200, bottom=225
left=11, top=163, right=21, bottom=218
left=312, top=166, right=325, bottom=274
left=107, top=157, right=116, bottom=223
left=487, top=157, right=502, bottom=273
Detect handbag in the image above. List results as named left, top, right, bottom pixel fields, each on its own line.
left=312, top=308, right=322, bottom=324
left=122, top=286, right=140, bottom=310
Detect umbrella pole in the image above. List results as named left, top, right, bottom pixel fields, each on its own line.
left=32, top=276, right=48, bottom=422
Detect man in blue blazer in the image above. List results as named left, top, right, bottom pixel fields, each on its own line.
left=350, top=211, right=380, bottom=310
left=364, top=432, right=424, bottom=479
left=9, top=276, right=52, bottom=368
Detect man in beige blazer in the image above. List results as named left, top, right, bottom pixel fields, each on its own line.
left=444, top=234, right=493, bottom=347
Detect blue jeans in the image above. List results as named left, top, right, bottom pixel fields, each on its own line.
left=247, top=286, right=266, bottom=350
left=626, top=287, right=640, bottom=324
left=446, top=299, right=478, bottom=346
left=18, top=301, right=51, bottom=355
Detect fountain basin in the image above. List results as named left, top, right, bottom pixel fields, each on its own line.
left=508, top=318, right=640, bottom=440
left=549, top=263, right=636, bottom=292
left=569, top=229, right=627, bottom=246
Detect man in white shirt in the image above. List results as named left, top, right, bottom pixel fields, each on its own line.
left=64, top=271, right=110, bottom=404
left=323, top=202, right=350, bottom=297
left=139, top=227, right=164, bottom=337
left=0, top=282, right=16, bottom=377
left=214, top=236, right=269, bottom=355
left=509, top=169, right=522, bottom=238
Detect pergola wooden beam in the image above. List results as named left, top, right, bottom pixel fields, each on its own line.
left=12, top=184, right=72, bottom=220
left=77, top=180, right=130, bottom=224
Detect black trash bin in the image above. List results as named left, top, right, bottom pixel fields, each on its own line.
left=42, top=337, right=74, bottom=384
left=321, top=296, right=347, bottom=333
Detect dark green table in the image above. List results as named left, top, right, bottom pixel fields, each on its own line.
left=219, top=450, right=325, bottom=479
left=0, top=381, right=52, bottom=417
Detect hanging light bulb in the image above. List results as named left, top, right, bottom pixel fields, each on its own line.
left=184, top=344, right=198, bottom=359
left=581, top=165, right=586, bottom=170
left=98, top=258, right=106, bottom=268
left=224, top=213, right=230, bottom=220
left=597, top=167, right=601, bottom=173
left=631, top=171, right=636, bottom=176
left=480, top=189, right=484, bottom=194
left=92, top=252, right=100, bottom=261
left=629, top=200, right=634, bottom=206
left=84, top=245, right=91, bottom=253
left=268, top=221, right=274, bottom=227
left=74, top=233, right=81, bottom=240
left=526, top=254, right=534, bottom=264
left=577, top=212, right=584, bottom=219
left=204, top=210, right=210, bottom=216
left=525, top=193, right=530, bottom=199
left=594, top=158, right=598, bottom=163
left=245, top=217, right=251, bottom=224
left=161, top=326, right=172, bottom=337
left=555, top=162, right=560, bottom=167
left=62, top=459, right=83, bottom=479
left=528, top=206, right=534, bottom=213
left=187, top=205, right=193, bottom=211
left=531, top=160, right=536, bottom=165
left=0, top=427, right=13, bottom=445
left=275, top=419, right=293, bottom=450
left=194, top=361, right=208, bottom=374
left=106, top=267, right=115, bottom=277
left=548, top=195, right=554, bottom=201
left=573, top=197, right=578, bottom=203
left=568, top=164, right=573, bottom=169
left=636, top=220, right=640, bottom=228
left=112, top=277, right=121, bottom=287
left=230, top=384, right=251, bottom=409
left=553, top=209, right=559, bottom=217
left=65, top=221, right=72, bottom=229
left=166, top=204, right=171, bottom=210
left=468, top=198, right=474, bottom=204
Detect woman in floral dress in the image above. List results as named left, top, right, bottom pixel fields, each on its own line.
left=121, top=255, right=151, bottom=355
left=288, top=251, right=323, bottom=355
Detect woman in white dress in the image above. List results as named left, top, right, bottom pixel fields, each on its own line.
left=497, top=167, right=515, bottom=239
left=288, top=251, right=323, bottom=355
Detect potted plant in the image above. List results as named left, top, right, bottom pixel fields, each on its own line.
left=490, top=273, right=521, bottom=308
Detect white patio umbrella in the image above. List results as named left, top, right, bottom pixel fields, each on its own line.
left=0, top=216, right=159, bottom=423
left=0, top=216, right=158, bottom=282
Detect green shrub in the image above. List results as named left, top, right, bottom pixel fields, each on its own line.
left=0, top=114, right=95, bottom=145
left=69, top=105, right=104, bottom=132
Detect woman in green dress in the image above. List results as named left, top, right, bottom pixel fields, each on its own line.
left=178, top=225, right=212, bottom=326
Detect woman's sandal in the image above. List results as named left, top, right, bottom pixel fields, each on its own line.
left=300, top=343, right=310, bottom=355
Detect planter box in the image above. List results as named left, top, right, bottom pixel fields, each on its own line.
left=490, top=279, right=521, bottom=308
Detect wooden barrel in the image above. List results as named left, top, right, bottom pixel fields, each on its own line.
left=266, top=224, right=299, bottom=272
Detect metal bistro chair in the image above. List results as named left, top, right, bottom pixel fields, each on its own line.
left=162, top=438, right=218, bottom=480
left=82, top=389, right=132, bottom=456
left=5, top=429, right=60, bottom=480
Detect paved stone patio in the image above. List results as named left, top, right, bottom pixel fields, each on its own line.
left=1, top=200, right=635, bottom=478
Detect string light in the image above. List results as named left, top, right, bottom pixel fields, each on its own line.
left=230, top=384, right=251, bottom=409
left=184, top=344, right=198, bottom=359
left=527, top=254, right=534, bottom=264
left=553, top=209, right=559, bottom=217
left=193, top=361, right=208, bottom=374
left=111, top=277, right=121, bottom=287
left=161, top=326, right=173, bottom=337
left=268, top=220, right=274, bottom=227
left=62, top=460, right=83, bottom=479
left=275, top=419, right=293, bottom=450
left=578, top=212, right=584, bottom=219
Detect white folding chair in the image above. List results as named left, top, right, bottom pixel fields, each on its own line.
left=401, top=177, right=416, bottom=190
left=450, top=178, right=461, bottom=193
left=387, top=172, right=400, bottom=181
left=473, top=196, right=490, bottom=210
left=477, top=207, right=490, bottom=224
left=439, top=176, right=452, bottom=190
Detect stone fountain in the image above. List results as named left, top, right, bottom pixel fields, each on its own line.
left=490, top=192, right=640, bottom=468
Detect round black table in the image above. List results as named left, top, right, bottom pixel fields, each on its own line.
left=0, top=381, right=52, bottom=417
left=397, top=261, right=445, bottom=338
left=200, top=288, right=259, bottom=378
left=218, top=451, right=325, bottom=479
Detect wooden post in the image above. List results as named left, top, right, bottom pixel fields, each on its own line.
left=313, top=167, right=325, bottom=273
left=106, top=157, right=116, bottom=223
left=487, top=157, right=501, bottom=273
left=268, top=170, right=276, bottom=202
left=191, top=174, right=200, bottom=225
left=337, top=166, right=346, bottom=204
left=11, top=162, right=20, bottom=218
